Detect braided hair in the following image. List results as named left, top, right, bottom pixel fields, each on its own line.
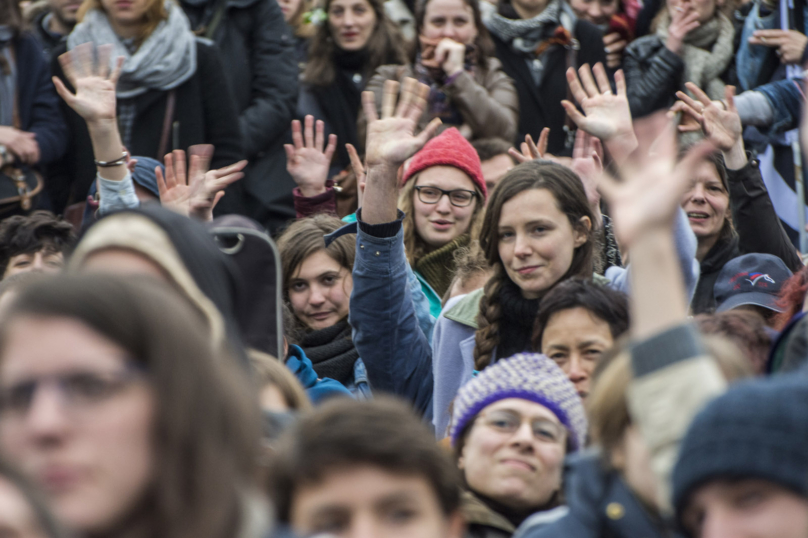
left=473, top=161, right=597, bottom=370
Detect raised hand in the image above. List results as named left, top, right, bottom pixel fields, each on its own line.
left=189, top=160, right=247, bottom=221
left=672, top=83, right=745, bottom=168
left=563, top=64, right=634, bottom=142
left=53, top=43, right=124, bottom=126
left=597, top=112, right=715, bottom=249
left=509, top=128, right=552, bottom=163
left=362, top=78, right=442, bottom=169
left=284, top=115, right=337, bottom=198
left=570, top=129, right=603, bottom=220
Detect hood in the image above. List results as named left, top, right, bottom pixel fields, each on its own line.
left=70, top=204, right=244, bottom=354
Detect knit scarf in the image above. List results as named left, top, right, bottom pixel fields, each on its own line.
left=655, top=11, right=734, bottom=101
left=0, top=26, right=16, bottom=127
left=415, top=36, right=476, bottom=126
left=415, top=234, right=471, bottom=297
left=300, top=320, right=360, bottom=385
left=68, top=0, right=197, bottom=99
left=496, top=278, right=540, bottom=360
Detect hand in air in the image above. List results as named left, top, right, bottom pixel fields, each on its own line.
left=285, top=115, right=337, bottom=198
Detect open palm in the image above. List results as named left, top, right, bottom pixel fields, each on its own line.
left=563, top=64, right=633, bottom=142
left=673, top=83, right=741, bottom=152
left=285, top=115, right=337, bottom=196
left=53, top=43, right=123, bottom=124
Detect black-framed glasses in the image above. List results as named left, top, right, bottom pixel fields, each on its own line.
left=414, top=186, right=477, bottom=207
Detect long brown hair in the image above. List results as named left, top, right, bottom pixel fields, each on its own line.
left=77, top=0, right=168, bottom=45
left=0, top=275, right=262, bottom=538
left=302, top=0, right=407, bottom=87
left=412, top=0, right=494, bottom=69
left=0, top=0, right=23, bottom=36
left=473, top=161, right=597, bottom=370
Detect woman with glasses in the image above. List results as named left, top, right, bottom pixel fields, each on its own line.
left=398, top=126, right=488, bottom=317
left=0, top=274, right=270, bottom=538
left=450, top=352, right=586, bottom=537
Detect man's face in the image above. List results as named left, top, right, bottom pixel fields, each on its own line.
left=48, top=0, right=80, bottom=27
left=4, top=248, right=64, bottom=278
left=681, top=479, right=808, bottom=538
left=290, top=465, right=464, bottom=538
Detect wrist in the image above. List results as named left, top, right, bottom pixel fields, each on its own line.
left=722, top=140, right=747, bottom=170
left=665, top=38, right=682, bottom=55
left=87, top=118, right=119, bottom=138
left=299, top=184, right=328, bottom=198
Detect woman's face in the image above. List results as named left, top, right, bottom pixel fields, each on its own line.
left=412, top=166, right=479, bottom=250
left=422, top=0, right=478, bottom=45
left=459, top=398, right=566, bottom=510
left=277, top=0, right=304, bottom=21
left=288, top=249, right=353, bottom=331
left=667, top=0, right=719, bottom=24
left=328, top=0, right=377, bottom=51
left=541, top=307, right=614, bottom=399
left=100, top=0, right=151, bottom=34
left=0, top=316, right=155, bottom=535
left=497, top=189, right=589, bottom=299
left=568, top=0, right=619, bottom=27
left=681, top=161, right=730, bottom=243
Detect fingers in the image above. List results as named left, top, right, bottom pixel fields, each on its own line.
left=291, top=119, right=304, bottom=149
left=674, top=90, right=704, bottom=113
left=526, top=134, right=540, bottom=159
left=681, top=13, right=701, bottom=34
left=615, top=69, right=627, bottom=96
left=361, top=90, right=378, bottom=123
left=592, top=137, right=604, bottom=164
left=97, top=44, right=112, bottom=78
left=284, top=143, right=296, bottom=165
left=683, top=82, right=712, bottom=107
left=381, top=79, right=399, bottom=119
left=603, top=32, right=622, bottom=46
left=751, top=29, right=790, bottom=39
left=404, top=80, right=430, bottom=123
left=416, top=117, right=443, bottom=146
left=573, top=128, right=585, bottom=160
left=561, top=100, right=588, bottom=129
left=724, top=85, right=737, bottom=114
left=578, top=63, right=600, bottom=98
left=324, top=134, right=337, bottom=163
left=188, top=144, right=213, bottom=176
left=52, top=76, right=74, bottom=106
left=162, top=153, right=176, bottom=189
left=315, top=119, right=325, bottom=152
left=567, top=67, right=588, bottom=106
left=173, top=149, right=187, bottom=185
left=592, top=63, right=611, bottom=95
left=110, top=56, right=125, bottom=85
left=304, top=115, right=315, bottom=149
left=155, top=165, right=168, bottom=195
left=346, top=143, right=365, bottom=177
left=74, top=42, right=93, bottom=79
left=211, top=191, right=226, bottom=210
left=395, top=78, right=415, bottom=118
left=508, top=147, right=530, bottom=163
left=57, top=51, right=78, bottom=88
left=211, top=160, right=248, bottom=177
left=537, top=127, right=550, bottom=157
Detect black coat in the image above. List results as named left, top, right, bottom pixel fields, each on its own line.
left=490, top=19, right=606, bottom=155
left=49, top=39, right=243, bottom=213
left=183, top=0, right=299, bottom=233
left=522, top=452, right=683, bottom=538
left=690, top=158, right=803, bottom=314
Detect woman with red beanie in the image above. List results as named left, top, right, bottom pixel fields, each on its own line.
left=399, top=127, right=488, bottom=317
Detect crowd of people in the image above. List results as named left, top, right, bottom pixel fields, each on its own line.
left=0, top=0, right=807, bottom=534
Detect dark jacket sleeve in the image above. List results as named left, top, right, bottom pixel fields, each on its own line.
left=624, top=36, right=683, bottom=118
left=197, top=41, right=244, bottom=169
left=18, top=34, right=68, bottom=165
left=237, top=0, right=298, bottom=158
left=349, top=211, right=434, bottom=418
left=293, top=185, right=337, bottom=218
left=730, top=157, right=803, bottom=272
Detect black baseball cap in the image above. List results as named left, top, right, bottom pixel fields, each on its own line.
left=714, top=253, right=793, bottom=313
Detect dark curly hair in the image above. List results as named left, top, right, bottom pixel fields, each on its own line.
left=0, top=211, right=75, bottom=276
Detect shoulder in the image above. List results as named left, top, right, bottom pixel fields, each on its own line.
left=625, top=34, right=665, bottom=59
left=442, top=287, right=485, bottom=328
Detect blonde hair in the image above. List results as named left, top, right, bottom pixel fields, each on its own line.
left=398, top=174, right=485, bottom=267
left=248, top=349, right=312, bottom=412
left=77, top=0, right=169, bottom=45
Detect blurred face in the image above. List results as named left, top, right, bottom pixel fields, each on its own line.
left=569, top=0, right=619, bottom=26
left=422, top=0, right=478, bottom=44
left=290, top=465, right=464, bottom=538
left=459, top=399, right=566, bottom=510
left=541, top=307, right=614, bottom=399
left=260, top=384, right=289, bottom=413
left=81, top=248, right=169, bottom=281
left=277, top=0, right=304, bottom=21
left=681, top=161, right=730, bottom=244
left=498, top=189, right=589, bottom=300
left=611, top=425, right=658, bottom=508
left=47, top=0, right=80, bottom=28
left=288, top=250, right=353, bottom=331
left=4, top=248, right=64, bottom=278
left=100, top=0, right=151, bottom=35
left=328, top=0, right=377, bottom=51
left=0, top=476, right=49, bottom=538
left=480, top=155, right=514, bottom=197
left=667, top=0, right=719, bottom=24
left=0, top=316, right=155, bottom=535
left=412, top=167, right=479, bottom=250
left=681, top=479, right=808, bottom=538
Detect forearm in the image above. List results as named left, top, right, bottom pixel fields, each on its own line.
left=87, top=120, right=127, bottom=182
left=361, top=164, right=400, bottom=224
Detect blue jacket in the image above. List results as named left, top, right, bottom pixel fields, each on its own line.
left=15, top=33, right=68, bottom=165
left=285, top=345, right=353, bottom=404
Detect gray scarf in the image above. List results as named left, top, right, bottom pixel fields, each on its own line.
left=68, top=0, right=196, bottom=99
left=656, top=11, right=734, bottom=101
left=0, top=26, right=16, bottom=127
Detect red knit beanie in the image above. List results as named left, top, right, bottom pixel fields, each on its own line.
left=401, top=127, right=487, bottom=199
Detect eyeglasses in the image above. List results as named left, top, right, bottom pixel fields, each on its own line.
left=478, top=410, right=566, bottom=444
left=0, top=365, right=144, bottom=419
left=414, top=186, right=477, bottom=208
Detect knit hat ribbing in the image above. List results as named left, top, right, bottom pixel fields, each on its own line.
left=450, top=353, right=587, bottom=450
left=672, top=377, right=808, bottom=519
left=402, top=128, right=487, bottom=199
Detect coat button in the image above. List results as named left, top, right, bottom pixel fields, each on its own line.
left=360, top=244, right=365, bottom=249
left=606, top=502, right=624, bottom=520
left=375, top=251, right=380, bottom=256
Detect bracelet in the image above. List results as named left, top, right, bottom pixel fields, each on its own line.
left=95, top=152, right=128, bottom=168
